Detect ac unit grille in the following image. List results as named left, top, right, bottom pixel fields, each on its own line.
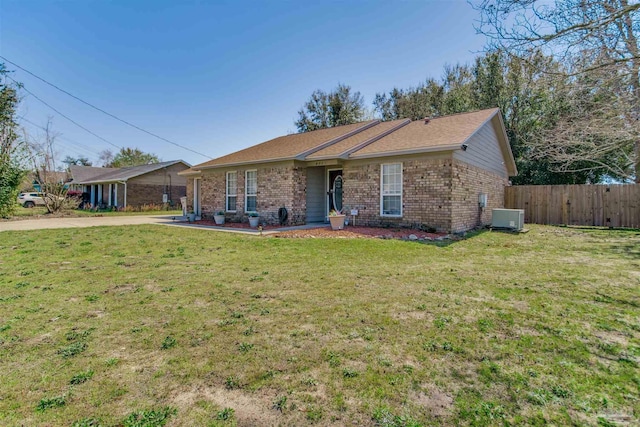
left=491, top=209, right=525, bottom=230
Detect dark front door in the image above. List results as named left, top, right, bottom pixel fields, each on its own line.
left=327, top=169, right=343, bottom=214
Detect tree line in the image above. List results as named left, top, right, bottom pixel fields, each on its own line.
left=296, top=0, right=639, bottom=185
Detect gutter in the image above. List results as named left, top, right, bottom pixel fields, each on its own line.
left=195, top=156, right=300, bottom=171
left=347, top=144, right=462, bottom=160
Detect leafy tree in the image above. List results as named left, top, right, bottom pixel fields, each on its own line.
left=0, top=63, right=26, bottom=217
left=62, top=156, right=92, bottom=168
left=473, top=0, right=640, bottom=182
left=373, top=80, right=444, bottom=121
left=373, top=50, right=609, bottom=184
left=108, top=147, right=160, bottom=167
left=295, top=84, right=365, bottom=132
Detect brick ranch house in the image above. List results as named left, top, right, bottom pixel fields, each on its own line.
left=69, top=160, right=191, bottom=208
left=180, top=108, right=517, bottom=233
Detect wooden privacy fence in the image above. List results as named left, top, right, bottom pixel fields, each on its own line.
left=504, top=184, right=640, bottom=228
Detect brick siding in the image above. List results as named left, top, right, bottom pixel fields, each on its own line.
left=188, top=157, right=508, bottom=232
left=195, top=163, right=307, bottom=225
left=343, top=158, right=453, bottom=232
left=450, top=159, right=508, bottom=233
left=127, top=184, right=186, bottom=207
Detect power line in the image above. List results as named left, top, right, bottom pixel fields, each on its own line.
left=1, top=56, right=213, bottom=159
left=19, top=116, right=103, bottom=157
left=7, top=75, right=122, bottom=150
left=18, top=116, right=98, bottom=154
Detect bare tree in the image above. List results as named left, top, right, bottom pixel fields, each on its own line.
left=25, top=119, right=78, bottom=213
left=98, top=149, right=114, bottom=167
left=474, top=0, right=640, bottom=182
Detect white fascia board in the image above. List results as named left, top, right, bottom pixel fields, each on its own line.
left=348, top=144, right=461, bottom=160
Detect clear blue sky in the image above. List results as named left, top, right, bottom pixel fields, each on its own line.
left=0, top=0, right=486, bottom=167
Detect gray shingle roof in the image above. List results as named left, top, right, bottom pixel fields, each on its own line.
left=70, top=161, right=190, bottom=184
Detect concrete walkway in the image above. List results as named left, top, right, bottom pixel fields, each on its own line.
left=0, top=214, right=328, bottom=235
left=0, top=214, right=182, bottom=232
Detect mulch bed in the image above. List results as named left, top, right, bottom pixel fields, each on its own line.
left=192, top=219, right=452, bottom=241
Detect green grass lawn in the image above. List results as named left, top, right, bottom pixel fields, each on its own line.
left=0, top=225, right=638, bottom=426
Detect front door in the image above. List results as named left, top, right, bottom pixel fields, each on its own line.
left=327, top=169, right=343, bottom=214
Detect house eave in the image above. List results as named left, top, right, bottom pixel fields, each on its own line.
left=75, top=178, right=128, bottom=185
left=196, top=157, right=298, bottom=171
left=348, top=144, right=461, bottom=160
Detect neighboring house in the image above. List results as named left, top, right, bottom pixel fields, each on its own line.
left=21, top=171, right=71, bottom=191
left=180, top=108, right=517, bottom=233
left=69, top=160, right=191, bottom=208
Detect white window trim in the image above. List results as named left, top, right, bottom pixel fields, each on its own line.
left=244, top=169, right=257, bottom=213
left=226, top=171, right=237, bottom=212
left=380, top=162, right=403, bottom=217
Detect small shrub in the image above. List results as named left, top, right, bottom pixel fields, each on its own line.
left=121, top=406, right=177, bottom=427
left=551, top=385, right=572, bottom=399
left=225, top=376, right=240, bottom=390
left=36, top=395, right=66, bottom=412
left=161, top=336, right=177, bottom=350
left=86, top=295, right=99, bottom=302
left=477, top=318, right=493, bottom=332
left=302, top=377, right=318, bottom=386
left=58, top=342, right=88, bottom=358
left=434, top=316, right=451, bottom=329
left=238, top=342, right=253, bottom=353
left=342, top=368, right=359, bottom=378
left=326, top=351, right=341, bottom=367
left=526, top=389, right=549, bottom=406
left=70, top=370, right=94, bottom=385
left=306, top=405, right=322, bottom=422
left=423, top=340, right=438, bottom=352
left=106, top=358, right=120, bottom=367
left=372, top=406, right=422, bottom=427
left=273, top=395, right=287, bottom=412
left=71, top=418, right=102, bottom=427
left=378, top=356, right=392, bottom=367
left=216, top=407, right=235, bottom=421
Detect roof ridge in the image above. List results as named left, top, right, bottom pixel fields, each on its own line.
left=340, top=119, right=410, bottom=159
left=296, top=120, right=381, bottom=160
left=427, top=107, right=499, bottom=121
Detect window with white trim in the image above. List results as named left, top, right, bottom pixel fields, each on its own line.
left=226, top=171, right=237, bottom=212
left=245, top=170, right=257, bottom=212
left=381, top=163, right=402, bottom=216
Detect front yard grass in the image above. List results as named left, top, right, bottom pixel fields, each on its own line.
left=0, top=225, right=638, bottom=426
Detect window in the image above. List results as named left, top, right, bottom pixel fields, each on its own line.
left=245, top=170, right=257, bottom=212
left=226, top=171, right=237, bottom=212
left=381, top=163, right=402, bottom=216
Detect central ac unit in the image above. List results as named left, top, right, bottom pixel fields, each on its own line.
left=491, top=209, right=525, bottom=230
